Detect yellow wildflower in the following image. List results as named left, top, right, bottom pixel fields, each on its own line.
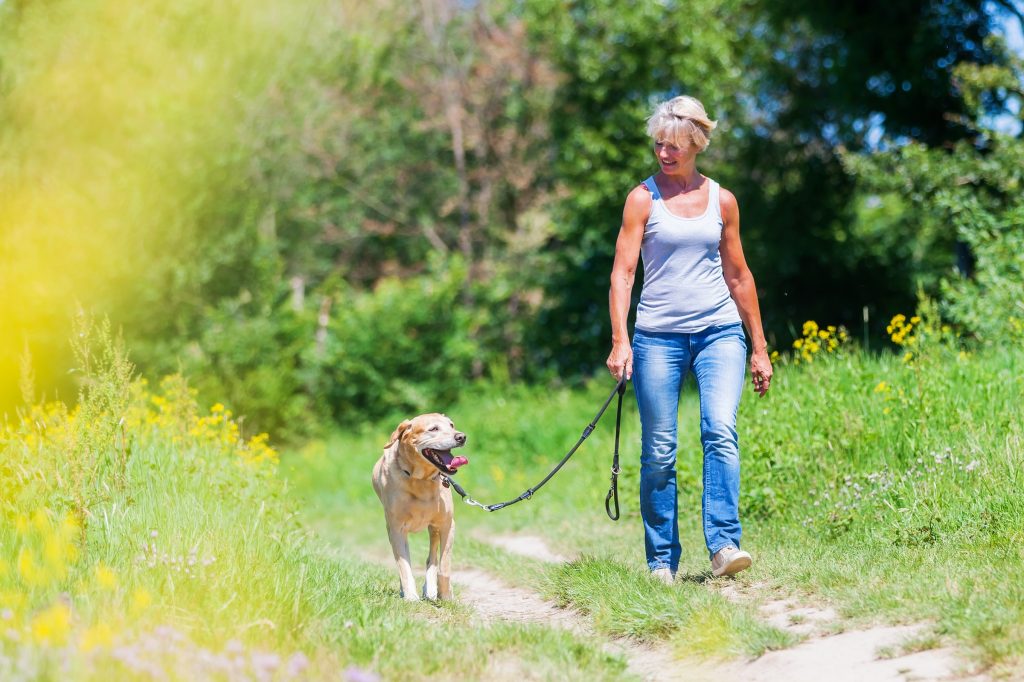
left=18, top=548, right=43, bottom=586
left=79, top=622, right=114, bottom=652
left=31, top=602, right=72, bottom=646
left=130, top=589, right=152, bottom=615
left=95, top=565, right=118, bottom=590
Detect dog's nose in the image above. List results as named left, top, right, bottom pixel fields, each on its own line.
left=455, top=432, right=466, bottom=445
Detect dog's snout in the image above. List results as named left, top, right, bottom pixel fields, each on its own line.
left=455, top=432, right=466, bottom=445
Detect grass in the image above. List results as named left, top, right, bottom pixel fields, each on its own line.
left=3, top=322, right=1023, bottom=679
left=287, top=330, right=1024, bottom=678
left=0, top=332, right=628, bottom=680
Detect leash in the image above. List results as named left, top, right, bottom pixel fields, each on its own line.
left=441, top=376, right=628, bottom=521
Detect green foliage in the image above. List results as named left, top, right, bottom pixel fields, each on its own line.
left=176, top=255, right=550, bottom=434
left=2, top=0, right=1021, bottom=440
left=842, top=43, right=1024, bottom=344
left=312, top=260, right=483, bottom=424
left=942, top=203, right=1024, bottom=342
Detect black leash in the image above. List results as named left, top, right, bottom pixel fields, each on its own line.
left=441, top=376, right=628, bottom=520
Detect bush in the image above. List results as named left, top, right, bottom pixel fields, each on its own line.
left=311, top=258, right=483, bottom=423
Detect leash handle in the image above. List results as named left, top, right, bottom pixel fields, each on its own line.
left=605, top=376, right=626, bottom=521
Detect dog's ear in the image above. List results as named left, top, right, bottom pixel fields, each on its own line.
left=386, top=420, right=413, bottom=447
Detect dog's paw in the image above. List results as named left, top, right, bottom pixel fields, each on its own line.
left=422, top=585, right=438, bottom=601
left=399, top=588, right=420, bottom=602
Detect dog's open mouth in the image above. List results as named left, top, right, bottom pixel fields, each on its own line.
left=422, top=448, right=469, bottom=474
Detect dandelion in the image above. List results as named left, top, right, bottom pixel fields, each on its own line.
left=80, top=622, right=115, bottom=652
left=17, top=548, right=43, bottom=586
left=130, top=589, right=152, bottom=616
left=30, top=602, right=72, bottom=645
left=95, top=564, right=118, bottom=590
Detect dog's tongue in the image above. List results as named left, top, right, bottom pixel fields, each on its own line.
left=442, top=452, right=469, bottom=471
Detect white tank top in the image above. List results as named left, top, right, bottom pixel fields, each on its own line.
left=634, top=175, right=741, bottom=334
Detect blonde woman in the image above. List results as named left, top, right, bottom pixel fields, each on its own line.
left=606, top=96, right=772, bottom=582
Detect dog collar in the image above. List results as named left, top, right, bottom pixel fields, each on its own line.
left=400, top=466, right=441, bottom=483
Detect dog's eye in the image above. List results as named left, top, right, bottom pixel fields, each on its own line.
left=429, top=425, right=439, bottom=432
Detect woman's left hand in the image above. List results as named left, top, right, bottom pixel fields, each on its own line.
left=750, top=350, right=773, bottom=397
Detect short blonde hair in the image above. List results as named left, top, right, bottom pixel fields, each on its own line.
left=646, top=96, right=717, bottom=152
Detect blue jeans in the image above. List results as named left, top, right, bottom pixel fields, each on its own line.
left=632, top=323, right=747, bottom=572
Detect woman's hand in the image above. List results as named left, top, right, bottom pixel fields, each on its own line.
left=750, top=349, right=773, bottom=397
left=606, top=342, right=633, bottom=382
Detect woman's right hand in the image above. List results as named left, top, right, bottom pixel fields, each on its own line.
left=606, top=342, right=633, bottom=381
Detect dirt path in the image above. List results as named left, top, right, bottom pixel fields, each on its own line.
left=451, top=564, right=687, bottom=682
left=467, top=533, right=986, bottom=682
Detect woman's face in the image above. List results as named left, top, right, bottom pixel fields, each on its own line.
left=653, top=137, right=696, bottom=174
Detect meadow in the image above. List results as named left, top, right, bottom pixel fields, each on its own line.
left=2, top=313, right=1022, bottom=680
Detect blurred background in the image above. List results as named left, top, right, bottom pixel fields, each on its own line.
left=2, top=0, right=1022, bottom=438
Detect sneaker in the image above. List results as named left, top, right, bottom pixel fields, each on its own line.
left=650, top=567, right=674, bottom=585
left=711, top=546, right=752, bottom=577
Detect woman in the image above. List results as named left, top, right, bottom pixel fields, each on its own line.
left=606, top=95, right=772, bottom=582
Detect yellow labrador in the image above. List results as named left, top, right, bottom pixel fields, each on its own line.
left=371, top=413, right=468, bottom=601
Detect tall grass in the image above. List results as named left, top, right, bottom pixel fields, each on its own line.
left=0, top=327, right=628, bottom=680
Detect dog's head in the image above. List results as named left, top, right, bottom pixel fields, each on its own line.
left=388, top=413, right=468, bottom=475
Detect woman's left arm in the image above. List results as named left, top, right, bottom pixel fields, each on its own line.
left=719, top=187, right=773, bottom=396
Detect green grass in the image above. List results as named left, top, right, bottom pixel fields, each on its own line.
left=288, top=341, right=1024, bottom=678
left=6, top=330, right=1022, bottom=679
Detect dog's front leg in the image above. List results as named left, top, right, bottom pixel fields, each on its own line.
left=387, top=525, right=418, bottom=601
left=424, top=526, right=441, bottom=600
left=437, top=519, right=455, bottom=600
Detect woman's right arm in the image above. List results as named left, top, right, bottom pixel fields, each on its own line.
left=606, top=186, right=651, bottom=381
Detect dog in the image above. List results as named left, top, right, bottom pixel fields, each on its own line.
left=371, top=413, right=468, bottom=601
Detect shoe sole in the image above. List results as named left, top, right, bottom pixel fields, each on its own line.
left=712, top=553, right=752, bottom=577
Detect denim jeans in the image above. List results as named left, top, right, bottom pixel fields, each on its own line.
left=632, top=323, right=747, bottom=572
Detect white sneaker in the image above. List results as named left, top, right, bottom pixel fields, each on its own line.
left=650, top=567, right=674, bottom=585
left=711, top=546, right=752, bottom=577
